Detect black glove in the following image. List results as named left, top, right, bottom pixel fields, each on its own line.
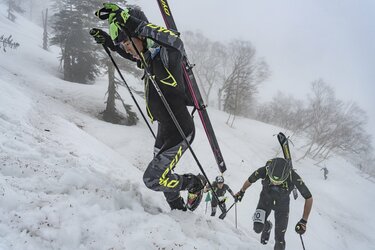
left=295, top=219, right=307, bottom=235
left=89, top=28, right=115, bottom=50
left=95, top=3, right=131, bottom=29
left=219, top=199, right=226, bottom=205
left=95, top=3, right=123, bottom=22
left=234, top=190, right=245, bottom=202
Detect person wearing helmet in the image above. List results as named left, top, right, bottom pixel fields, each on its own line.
left=321, top=166, right=329, bottom=180
left=204, top=176, right=235, bottom=217
left=234, top=158, right=313, bottom=250
left=92, top=3, right=206, bottom=212
left=90, top=7, right=149, bottom=63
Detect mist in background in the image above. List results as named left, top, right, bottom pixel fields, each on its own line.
left=131, top=0, right=375, bottom=140
left=20, top=0, right=374, bottom=144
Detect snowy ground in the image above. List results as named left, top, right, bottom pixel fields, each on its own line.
left=1, top=6, right=375, bottom=250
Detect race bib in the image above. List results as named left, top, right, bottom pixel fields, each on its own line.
left=252, top=209, right=266, bottom=224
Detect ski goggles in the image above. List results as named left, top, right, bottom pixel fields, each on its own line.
left=269, top=177, right=285, bottom=186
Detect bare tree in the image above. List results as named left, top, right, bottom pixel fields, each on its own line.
left=298, top=79, right=341, bottom=160
left=311, top=102, right=368, bottom=160
left=6, top=0, right=25, bottom=22
left=183, top=33, right=270, bottom=114
left=265, top=91, right=307, bottom=133
left=297, top=80, right=372, bottom=165
left=221, top=40, right=269, bottom=126
left=42, top=8, right=48, bottom=50
left=183, top=31, right=226, bottom=105
left=253, top=78, right=373, bottom=172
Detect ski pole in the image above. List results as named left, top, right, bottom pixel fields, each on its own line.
left=122, top=27, right=226, bottom=213
left=299, top=234, right=306, bottom=250
left=235, top=202, right=238, bottom=229
left=91, top=34, right=156, bottom=139
left=218, top=201, right=236, bottom=219
left=227, top=201, right=237, bottom=213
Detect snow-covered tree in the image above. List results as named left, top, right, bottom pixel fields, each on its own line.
left=50, top=0, right=101, bottom=83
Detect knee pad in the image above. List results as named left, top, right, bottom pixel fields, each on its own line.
left=253, top=222, right=264, bottom=234
left=143, top=166, right=157, bottom=190
left=143, top=175, right=153, bottom=190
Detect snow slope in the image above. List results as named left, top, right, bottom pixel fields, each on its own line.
left=1, top=6, right=375, bottom=250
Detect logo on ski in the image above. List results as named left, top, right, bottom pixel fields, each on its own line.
left=160, top=0, right=171, bottom=16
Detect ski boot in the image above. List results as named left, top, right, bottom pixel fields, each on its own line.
left=211, top=206, right=217, bottom=217
left=183, top=173, right=207, bottom=211
left=261, top=220, right=273, bottom=245
left=167, top=196, right=187, bottom=211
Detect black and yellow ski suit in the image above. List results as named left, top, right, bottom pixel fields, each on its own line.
left=117, top=15, right=194, bottom=204
left=207, top=182, right=234, bottom=216
left=248, top=165, right=312, bottom=250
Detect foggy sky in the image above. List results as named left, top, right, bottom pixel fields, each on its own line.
left=133, top=0, right=375, bottom=140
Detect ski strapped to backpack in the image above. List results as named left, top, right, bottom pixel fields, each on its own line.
left=155, top=0, right=227, bottom=174
left=277, top=132, right=298, bottom=200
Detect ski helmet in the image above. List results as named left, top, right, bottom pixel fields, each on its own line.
left=266, top=158, right=292, bottom=185
left=216, top=176, right=224, bottom=184
left=110, top=8, right=148, bottom=45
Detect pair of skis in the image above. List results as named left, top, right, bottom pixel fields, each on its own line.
left=277, top=132, right=298, bottom=200
left=155, top=0, right=226, bottom=174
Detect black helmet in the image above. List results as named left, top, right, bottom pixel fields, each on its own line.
left=111, top=7, right=148, bottom=45
left=216, top=176, right=224, bottom=184
left=266, top=158, right=291, bottom=185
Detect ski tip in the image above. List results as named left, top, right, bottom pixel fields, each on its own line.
left=219, top=162, right=227, bottom=173
left=218, top=211, right=227, bottom=219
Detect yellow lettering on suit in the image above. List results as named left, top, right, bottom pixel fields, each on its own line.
left=159, top=146, right=183, bottom=188
left=146, top=23, right=178, bottom=37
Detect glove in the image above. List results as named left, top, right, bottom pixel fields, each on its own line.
left=89, top=28, right=115, bottom=50
left=95, top=3, right=130, bottom=26
left=295, top=219, right=307, bottom=235
left=234, top=190, right=245, bottom=202
left=219, top=199, right=226, bottom=205
left=95, top=3, right=120, bottom=22
left=96, top=3, right=131, bottom=44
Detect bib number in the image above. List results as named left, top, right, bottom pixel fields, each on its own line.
left=253, top=209, right=266, bottom=224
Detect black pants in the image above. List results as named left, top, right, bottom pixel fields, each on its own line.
left=143, top=116, right=194, bottom=203
left=210, top=197, right=226, bottom=216
left=253, top=190, right=290, bottom=250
